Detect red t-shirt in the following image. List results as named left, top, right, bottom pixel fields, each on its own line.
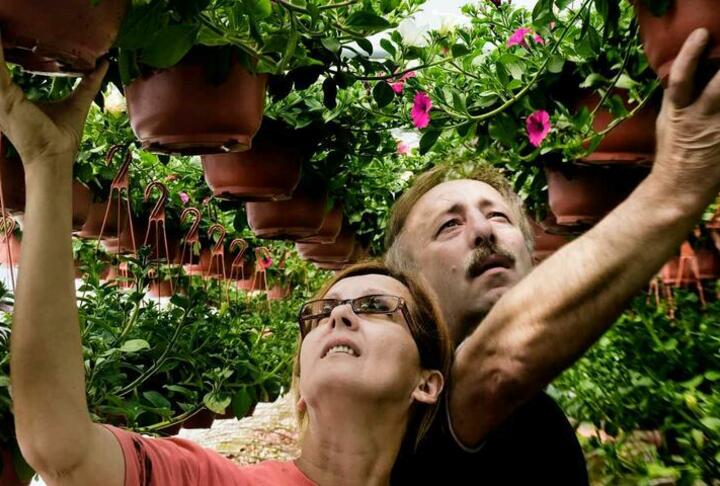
left=105, top=425, right=316, bottom=486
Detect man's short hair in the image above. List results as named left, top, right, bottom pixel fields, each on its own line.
left=385, top=156, right=534, bottom=274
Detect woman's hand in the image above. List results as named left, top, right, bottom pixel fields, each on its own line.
left=0, top=32, right=107, bottom=172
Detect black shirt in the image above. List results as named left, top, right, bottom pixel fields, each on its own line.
left=392, top=392, right=589, bottom=485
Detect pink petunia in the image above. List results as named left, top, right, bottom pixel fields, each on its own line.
left=507, top=27, right=532, bottom=47
left=179, top=192, right=190, bottom=205
left=526, top=110, right=551, bottom=147
left=387, top=71, right=416, bottom=95
left=533, top=33, right=545, bottom=45
left=411, top=91, right=432, bottom=129
left=259, top=257, right=273, bottom=270
left=397, top=141, right=410, bottom=155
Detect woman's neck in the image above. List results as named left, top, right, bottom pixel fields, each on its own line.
left=295, top=398, right=409, bottom=486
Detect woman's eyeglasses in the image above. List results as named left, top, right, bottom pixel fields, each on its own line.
left=298, top=294, right=411, bottom=338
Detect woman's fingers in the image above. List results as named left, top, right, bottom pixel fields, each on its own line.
left=667, top=28, right=709, bottom=109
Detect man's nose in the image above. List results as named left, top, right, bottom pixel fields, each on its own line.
left=466, top=211, right=495, bottom=248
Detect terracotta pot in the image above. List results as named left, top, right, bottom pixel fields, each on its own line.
left=76, top=198, right=121, bottom=240
left=634, top=0, right=720, bottom=85
left=72, top=181, right=92, bottom=230
left=101, top=217, right=144, bottom=255
left=296, top=206, right=343, bottom=244
left=182, top=408, right=215, bottom=430
left=531, top=219, right=568, bottom=264
left=0, top=233, right=20, bottom=267
left=545, top=163, right=649, bottom=228
left=0, top=447, right=29, bottom=486
left=201, top=120, right=305, bottom=201
left=573, top=90, right=658, bottom=165
left=268, top=284, right=291, bottom=300
left=662, top=248, right=720, bottom=285
left=146, top=280, right=173, bottom=298
left=183, top=248, right=211, bottom=276
left=246, top=179, right=327, bottom=240
left=0, top=0, right=128, bottom=75
left=0, top=146, right=25, bottom=213
left=125, top=50, right=268, bottom=155
left=297, top=229, right=355, bottom=263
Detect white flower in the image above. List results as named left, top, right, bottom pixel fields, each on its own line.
left=397, top=18, right=429, bottom=47
left=104, top=85, right=126, bottom=115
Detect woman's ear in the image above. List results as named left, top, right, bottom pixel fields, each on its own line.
left=412, top=370, right=444, bottom=405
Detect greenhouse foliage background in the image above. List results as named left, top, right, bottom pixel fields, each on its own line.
left=0, top=0, right=719, bottom=484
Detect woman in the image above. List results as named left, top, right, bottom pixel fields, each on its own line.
left=2, top=41, right=452, bottom=485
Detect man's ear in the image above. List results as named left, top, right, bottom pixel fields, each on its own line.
left=412, top=370, right=444, bottom=405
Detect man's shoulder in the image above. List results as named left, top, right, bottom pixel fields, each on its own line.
left=392, top=393, right=589, bottom=485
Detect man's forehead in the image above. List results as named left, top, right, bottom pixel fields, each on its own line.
left=406, top=179, right=509, bottom=228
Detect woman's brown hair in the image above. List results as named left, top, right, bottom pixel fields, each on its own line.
left=292, top=260, right=453, bottom=451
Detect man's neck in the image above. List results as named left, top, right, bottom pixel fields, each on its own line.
left=295, top=397, right=408, bottom=486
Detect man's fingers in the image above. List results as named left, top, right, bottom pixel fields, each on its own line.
left=667, top=28, right=709, bottom=109
left=70, top=60, right=109, bottom=110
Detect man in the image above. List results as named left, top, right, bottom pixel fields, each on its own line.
left=388, top=29, right=720, bottom=484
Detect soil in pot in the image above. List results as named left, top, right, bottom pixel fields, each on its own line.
left=0, top=0, right=128, bottom=75
left=126, top=47, right=267, bottom=155
left=545, top=162, right=649, bottom=229
left=201, top=119, right=306, bottom=201
left=246, top=178, right=327, bottom=240
left=634, top=0, right=720, bottom=86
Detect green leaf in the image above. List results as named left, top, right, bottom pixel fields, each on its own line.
left=419, top=129, right=442, bottom=154
left=231, top=388, right=254, bottom=418
left=115, top=3, right=166, bottom=50
left=548, top=54, right=564, bottom=74
left=321, top=37, right=341, bottom=54
left=139, top=24, right=199, bottom=69
left=704, top=370, right=720, bottom=381
left=356, top=38, right=374, bottom=56
left=346, top=11, right=392, bottom=33
left=204, top=392, right=232, bottom=414
left=143, top=391, right=171, bottom=410
left=380, top=39, right=396, bottom=56
left=119, top=339, right=150, bottom=353
left=372, top=81, right=395, bottom=108
left=700, top=417, right=720, bottom=433
left=243, top=0, right=272, bottom=19
left=451, top=43, right=471, bottom=58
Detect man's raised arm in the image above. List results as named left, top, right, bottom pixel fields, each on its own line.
left=2, top=39, right=124, bottom=484
left=452, top=29, right=720, bottom=445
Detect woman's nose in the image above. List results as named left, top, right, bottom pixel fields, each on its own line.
left=329, top=303, right=359, bottom=331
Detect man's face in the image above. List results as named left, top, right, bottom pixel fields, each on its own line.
left=401, top=179, right=534, bottom=343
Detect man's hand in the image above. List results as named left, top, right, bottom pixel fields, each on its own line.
left=653, top=28, right=720, bottom=206
left=0, top=32, right=107, bottom=169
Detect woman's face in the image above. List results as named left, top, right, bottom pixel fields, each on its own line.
left=298, top=274, right=424, bottom=410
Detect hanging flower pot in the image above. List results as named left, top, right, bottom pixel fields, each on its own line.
left=146, top=279, right=173, bottom=298
left=662, top=248, right=720, bottom=285
left=0, top=232, right=20, bottom=268
left=545, top=162, right=649, bottom=229
left=72, top=181, right=92, bottom=231
left=296, top=229, right=356, bottom=263
left=531, top=218, right=568, bottom=264
left=125, top=48, right=268, bottom=155
left=246, top=177, right=327, bottom=240
left=101, top=217, right=144, bottom=255
left=0, top=0, right=128, bottom=75
left=268, top=284, right=291, bottom=301
left=572, top=89, right=658, bottom=166
left=201, top=120, right=306, bottom=201
left=0, top=144, right=24, bottom=213
left=76, top=198, right=122, bottom=240
left=297, top=206, right=344, bottom=245
left=182, top=408, right=215, bottom=430
left=634, top=0, right=720, bottom=85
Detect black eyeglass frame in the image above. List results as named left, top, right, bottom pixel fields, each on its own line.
left=297, top=294, right=413, bottom=338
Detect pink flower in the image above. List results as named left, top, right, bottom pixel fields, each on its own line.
left=411, top=92, right=432, bottom=129
left=507, top=27, right=545, bottom=48
left=259, top=257, right=273, bottom=270
left=526, top=110, right=551, bottom=147
left=397, top=141, right=410, bottom=155
left=179, top=192, right=190, bottom=205
left=507, top=27, right=532, bottom=47
left=387, top=71, right=416, bottom=95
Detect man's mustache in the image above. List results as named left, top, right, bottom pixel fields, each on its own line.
left=467, top=241, right=515, bottom=279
